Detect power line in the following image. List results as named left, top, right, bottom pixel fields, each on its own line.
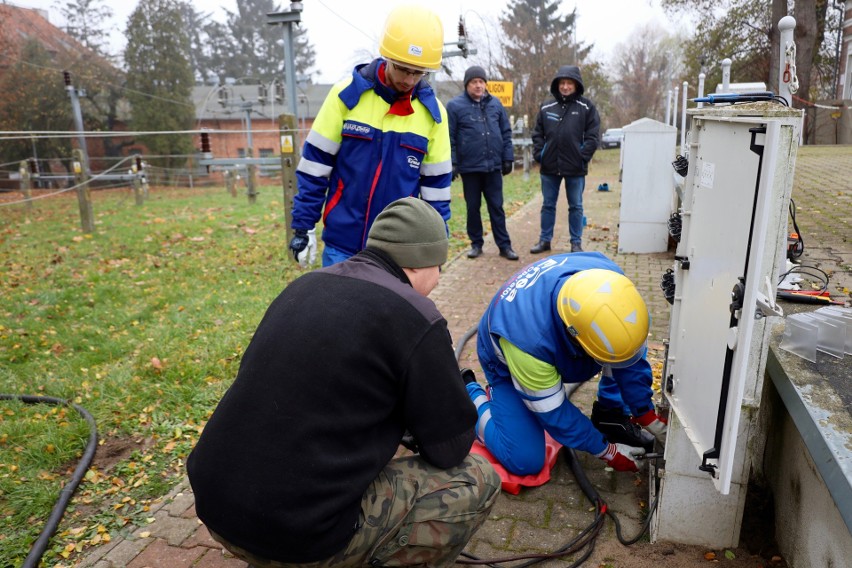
left=8, top=53, right=195, bottom=109
left=0, top=128, right=291, bottom=141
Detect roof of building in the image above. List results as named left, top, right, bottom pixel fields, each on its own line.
left=0, top=3, right=112, bottom=69
left=192, top=82, right=332, bottom=122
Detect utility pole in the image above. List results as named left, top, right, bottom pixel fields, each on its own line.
left=63, top=71, right=90, bottom=176
left=268, top=1, right=303, bottom=243
left=267, top=1, right=303, bottom=120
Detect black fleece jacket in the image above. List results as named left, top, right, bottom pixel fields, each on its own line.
left=187, top=249, right=476, bottom=563
left=532, top=65, right=600, bottom=176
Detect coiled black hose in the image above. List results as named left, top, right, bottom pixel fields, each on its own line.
left=0, top=394, right=98, bottom=568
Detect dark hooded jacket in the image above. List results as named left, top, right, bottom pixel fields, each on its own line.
left=532, top=65, right=600, bottom=176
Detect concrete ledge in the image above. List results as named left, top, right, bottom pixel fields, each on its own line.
left=766, top=323, right=852, bottom=534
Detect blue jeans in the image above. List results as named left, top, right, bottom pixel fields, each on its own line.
left=322, top=244, right=352, bottom=267
left=539, top=174, right=585, bottom=244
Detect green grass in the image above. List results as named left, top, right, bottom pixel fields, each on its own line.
left=0, top=174, right=538, bottom=565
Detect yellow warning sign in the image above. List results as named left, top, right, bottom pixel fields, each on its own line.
left=280, top=135, right=294, bottom=154
left=488, top=81, right=513, bottom=108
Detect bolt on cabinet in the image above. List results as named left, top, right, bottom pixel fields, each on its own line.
left=653, top=103, right=802, bottom=547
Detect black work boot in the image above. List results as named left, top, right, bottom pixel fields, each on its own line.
left=530, top=241, right=551, bottom=254
left=591, top=401, right=655, bottom=452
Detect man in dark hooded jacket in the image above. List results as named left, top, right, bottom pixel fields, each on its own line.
left=530, top=65, right=600, bottom=254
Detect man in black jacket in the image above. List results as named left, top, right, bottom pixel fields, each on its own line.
left=447, top=65, right=518, bottom=261
left=530, top=65, right=600, bottom=254
left=188, top=198, right=500, bottom=567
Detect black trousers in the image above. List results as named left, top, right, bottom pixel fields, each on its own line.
left=461, top=170, right=512, bottom=250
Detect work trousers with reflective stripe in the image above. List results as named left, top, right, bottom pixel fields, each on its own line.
left=210, top=453, right=500, bottom=567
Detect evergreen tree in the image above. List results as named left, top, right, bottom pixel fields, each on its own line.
left=214, top=0, right=316, bottom=84
left=176, top=3, right=227, bottom=84
left=53, top=0, right=114, bottom=57
left=497, top=0, right=595, bottom=121
left=124, top=0, right=195, bottom=173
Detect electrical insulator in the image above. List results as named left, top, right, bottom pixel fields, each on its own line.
left=275, top=83, right=284, bottom=103
left=63, top=70, right=71, bottom=86
left=218, top=88, right=229, bottom=107
left=457, top=17, right=469, bottom=57
left=135, top=156, right=143, bottom=171
left=28, top=158, right=38, bottom=174
left=258, top=84, right=267, bottom=104
left=200, top=132, right=211, bottom=153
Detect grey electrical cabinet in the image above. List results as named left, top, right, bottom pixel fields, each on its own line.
left=618, top=118, right=677, bottom=253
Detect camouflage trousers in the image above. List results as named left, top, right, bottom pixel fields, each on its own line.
left=211, top=453, right=500, bottom=568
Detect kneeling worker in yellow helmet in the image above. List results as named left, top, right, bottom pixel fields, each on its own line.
left=465, top=252, right=668, bottom=474
left=289, top=5, right=453, bottom=267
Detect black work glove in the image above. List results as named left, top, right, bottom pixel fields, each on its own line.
left=501, top=161, right=513, bottom=176
left=452, top=166, right=459, bottom=181
left=460, top=368, right=477, bottom=385
left=288, top=229, right=309, bottom=261
left=400, top=431, right=419, bottom=453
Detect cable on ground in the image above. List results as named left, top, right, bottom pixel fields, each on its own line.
left=453, top=324, right=660, bottom=566
left=0, top=394, right=98, bottom=568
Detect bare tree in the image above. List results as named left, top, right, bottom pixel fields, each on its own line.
left=662, top=0, right=837, bottom=105
left=610, top=24, right=682, bottom=126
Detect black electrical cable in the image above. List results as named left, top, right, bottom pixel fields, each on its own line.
left=0, top=394, right=98, bottom=568
left=777, top=264, right=830, bottom=292
left=787, top=199, right=804, bottom=260
left=453, top=324, right=660, bottom=566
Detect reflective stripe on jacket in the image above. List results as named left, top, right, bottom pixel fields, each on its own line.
left=294, top=59, right=452, bottom=255
left=532, top=95, right=600, bottom=176
left=476, top=252, right=654, bottom=454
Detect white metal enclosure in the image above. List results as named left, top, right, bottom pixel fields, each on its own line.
left=653, top=102, right=802, bottom=546
left=618, top=118, right=678, bottom=254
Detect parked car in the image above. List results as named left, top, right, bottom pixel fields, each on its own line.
left=600, top=128, right=624, bottom=149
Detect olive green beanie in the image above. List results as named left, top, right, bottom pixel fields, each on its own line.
left=366, top=198, right=448, bottom=268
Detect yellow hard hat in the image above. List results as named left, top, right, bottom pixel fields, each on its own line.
left=378, top=5, right=444, bottom=70
left=556, top=269, right=649, bottom=366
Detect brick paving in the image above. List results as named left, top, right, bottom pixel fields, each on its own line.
left=76, top=146, right=850, bottom=567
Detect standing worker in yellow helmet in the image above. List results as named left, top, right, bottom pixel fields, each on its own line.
left=464, top=251, right=668, bottom=476
left=289, top=5, right=453, bottom=267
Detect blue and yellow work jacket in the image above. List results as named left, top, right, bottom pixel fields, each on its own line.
left=477, top=252, right=654, bottom=455
left=293, top=59, right=453, bottom=256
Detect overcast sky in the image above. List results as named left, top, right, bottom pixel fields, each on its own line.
left=15, top=0, right=679, bottom=83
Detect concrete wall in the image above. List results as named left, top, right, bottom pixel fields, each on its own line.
left=761, top=354, right=852, bottom=568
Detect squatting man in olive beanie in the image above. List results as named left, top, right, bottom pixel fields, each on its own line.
left=188, top=197, right=500, bottom=566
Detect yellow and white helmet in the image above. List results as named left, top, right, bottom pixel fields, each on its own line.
left=557, top=269, right=649, bottom=367
left=378, top=5, right=444, bottom=71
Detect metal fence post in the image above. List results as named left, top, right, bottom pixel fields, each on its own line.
left=665, top=89, right=672, bottom=125
left=681, top=81, right=689, bottom=151
left=721, top=58, right=732, bottom=92
left=246, top=147, right=257, bottom=204
left=279, top=113, right=300, bottom=245
left=672, top=85, right=679, bottom=128
left=778, top=16, right=797, bottom=107
left=72, top=149, right=94, bottom=233
left=19, top=161, right=33, bottom=210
